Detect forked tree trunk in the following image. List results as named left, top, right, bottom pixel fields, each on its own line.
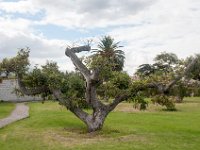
left=86, top=109, right=108, bottom=132
left=87, top=118, right=105, bottom=132
left=64, top=46, right=127, bottom=132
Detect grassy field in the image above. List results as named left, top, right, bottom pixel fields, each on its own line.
left=0, top=97, right=200, bottom=150
left=0, top=102, right=15, bottom=119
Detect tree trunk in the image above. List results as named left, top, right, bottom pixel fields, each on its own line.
left=86, top=109, right=108, bottom=132
left=67, top=102, right=109, bottom=132
left=87, top=119, right=105, bottom=132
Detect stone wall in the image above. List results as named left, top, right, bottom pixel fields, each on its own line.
left=0, top=79, right=42, bottom=102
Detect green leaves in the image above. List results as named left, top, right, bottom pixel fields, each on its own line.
left=24, top=61, right=63, bottom=89
left=22, top=62, right=87, bottom=108
left=185, top=54, right=200, bottom=80
left=23, top=66, right=47, bottom=87
left=92, top=36, right=125, bottom=72
left=0, top=48, right=30, bottom=77
left=151, top=95, right=176, bottom=111
left=131, top=92, right=148, bottom=110
left=110, top=71, right=131, bottom=90
left=96, top=71, right=131, bottom=100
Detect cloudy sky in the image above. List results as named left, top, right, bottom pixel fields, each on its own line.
left=0, top=0, right=200, bottom=75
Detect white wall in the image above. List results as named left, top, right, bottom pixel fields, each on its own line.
left=0, top=79, right=42, bottom=102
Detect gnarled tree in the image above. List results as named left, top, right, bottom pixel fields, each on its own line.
left=17, top=45, right=132, bottom=132
left=16, top=46, right=198, bottom=132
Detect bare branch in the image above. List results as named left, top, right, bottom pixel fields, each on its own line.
left=65, top=46, right=91, bottom=80
left=67, top=45, right=91, bottom=54
left=51, top=88, right=90, bottom=124
left=65, top=45, right=104, bottom=110
left=107, top=82, right=162, bottom=112
left=107, top=94, right=130, bottom=112
left=51, top=88, right=66, bottom=105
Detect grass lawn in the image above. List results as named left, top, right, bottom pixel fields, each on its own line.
left=0, top=102, right=15, bottom=119
left=0, top=97, right=200, bottom=150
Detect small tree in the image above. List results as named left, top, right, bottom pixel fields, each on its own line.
left=0, top=48, right=30, bottom=77
left=135, top=52, right=197, bottom=110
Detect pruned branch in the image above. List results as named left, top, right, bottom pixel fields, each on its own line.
left=67, top=45, right=91, bottom=54
left=65, top=45, right=104, bottom=109
left=65, top=46, right=91, bottom=80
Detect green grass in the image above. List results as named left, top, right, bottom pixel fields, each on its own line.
left=0, top=102, right=15, bottom=119
left=0, top=97, right=200, bottom=150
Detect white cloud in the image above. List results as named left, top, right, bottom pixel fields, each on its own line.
left=0, top=30, right=75, bottom=71
left=0, top=0, right=200, bottom=75
left=0, top=0, right=39, bottom=14
left=0, top=17, right=32, bottom=36
left=0, top=16, right=74, bottom=72
left=108, top=0, right=200, bottom=74
left=31, top=0, right=155, bottom=28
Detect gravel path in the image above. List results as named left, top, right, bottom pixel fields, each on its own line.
left=0, top=103, right=29, bottom=128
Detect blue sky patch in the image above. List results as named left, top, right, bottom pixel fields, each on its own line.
left=34, top=24, right=111, bottom=41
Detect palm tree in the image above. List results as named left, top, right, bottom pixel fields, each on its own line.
left=93, top=36, right=125, bottom=71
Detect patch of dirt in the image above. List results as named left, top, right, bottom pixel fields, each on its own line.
left=42, top=128, right=148, bottom=148
left=115, top=134, right=147, bottom=143
left=42, top=129, right=108, bottom=147
left=114, top=103, right=146, bottom=113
